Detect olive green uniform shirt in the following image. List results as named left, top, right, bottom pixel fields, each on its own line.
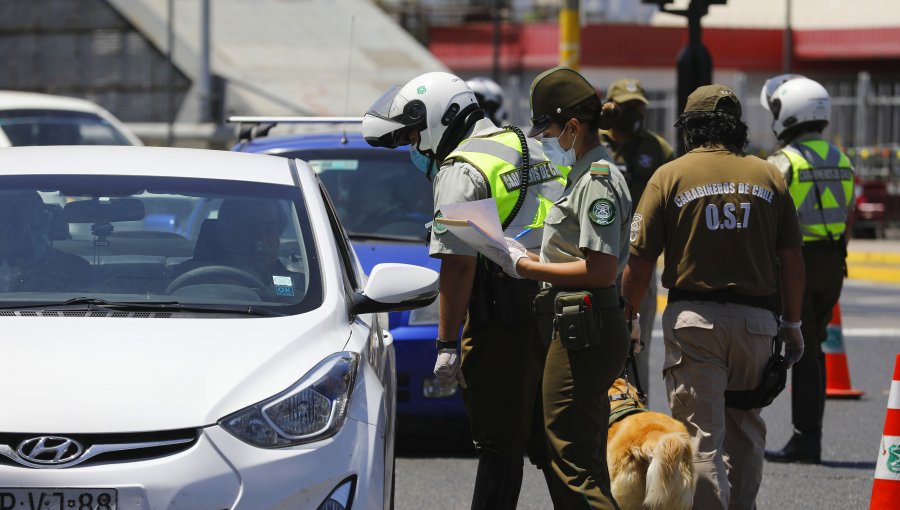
left=430, top=119, right=552, bottom=256
left=540, top=145, right=632, bottom=276
left=630, top=147, right=801, bottom=296
left=600, top=129, right=674, bottom=204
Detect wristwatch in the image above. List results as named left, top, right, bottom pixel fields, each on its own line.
left=435, top=337, right=458, bottom=350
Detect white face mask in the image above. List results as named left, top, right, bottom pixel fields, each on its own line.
left=541, top=125, right=576, bottom=167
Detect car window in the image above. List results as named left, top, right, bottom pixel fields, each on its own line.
left=0, top=109, right=132, bottom=146
left=280, top=148, right=433, bottom=242
left=0, top=175, right=322, bottom=315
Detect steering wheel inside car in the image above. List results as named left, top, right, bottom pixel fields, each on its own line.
left=165, top=265, right=266, bottom=295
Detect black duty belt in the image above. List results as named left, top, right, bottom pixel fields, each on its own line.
left=803, top=237, right=845, bottom=252
left=668, top=288, right=778, bottom=314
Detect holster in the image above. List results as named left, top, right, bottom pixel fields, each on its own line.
left=534, top=286, right=621, bottom=351
left=724, top=338, right=787, bottom=410
left=469, top=257, right=520, bottom=328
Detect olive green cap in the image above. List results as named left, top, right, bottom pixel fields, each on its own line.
left=606, top=78, right=648, bottom=105
left=528, top=66, right=597, bottom=137
left=683, top=84, right=742, bottom=118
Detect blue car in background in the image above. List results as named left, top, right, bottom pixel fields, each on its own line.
left=232, top=125, right=470, bottom=441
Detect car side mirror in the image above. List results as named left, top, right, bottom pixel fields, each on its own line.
left=350, top=263, right=438, bottom=316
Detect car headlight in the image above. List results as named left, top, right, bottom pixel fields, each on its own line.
left=220, top=352, right=359, bottom=447
left=408, top=292, right=439, bottom=325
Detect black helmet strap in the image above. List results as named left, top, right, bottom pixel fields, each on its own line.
left=434, top=103, right=484, bottom=164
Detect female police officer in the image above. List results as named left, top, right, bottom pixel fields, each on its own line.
left=502, top=67, right=632, bottom=510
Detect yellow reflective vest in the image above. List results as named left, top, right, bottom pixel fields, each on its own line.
left=445, top=128, right=571, bottom=230
left=780, top=139, right=854, bottom=242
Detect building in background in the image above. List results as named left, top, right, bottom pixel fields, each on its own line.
left=0, top=0, right=447, bottom=146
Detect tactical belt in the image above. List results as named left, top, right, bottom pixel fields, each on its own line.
left=668, top=288, right=778, bottom=314
left=803, top=236, right=846, bottom=252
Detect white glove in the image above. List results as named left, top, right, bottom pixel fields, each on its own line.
left=495, top=237, right=529, bottom=279
left=779, top=325, right=804, bottom=368
left=434, top=349, right=467, bottom=389
left=629, top=313, right=642, bottom=354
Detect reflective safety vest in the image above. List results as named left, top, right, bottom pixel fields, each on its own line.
left=444, top=129, right=571, bottom=232
left=781, top=140, right=854, bottom=242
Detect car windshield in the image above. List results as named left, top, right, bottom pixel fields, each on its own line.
left=0, top=174, right=322, bottom=315
left=281, top=148, right=433, bottom=242
left=0, top=109, right=132, bottom=146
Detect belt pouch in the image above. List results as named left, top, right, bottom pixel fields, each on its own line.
left=553, top=291, right=601, bottom=351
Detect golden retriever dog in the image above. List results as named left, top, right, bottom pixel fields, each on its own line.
left=607, top=378, right=695, bottom=510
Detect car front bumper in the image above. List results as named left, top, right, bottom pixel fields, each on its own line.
left=0, top=419, right=384, bottom=510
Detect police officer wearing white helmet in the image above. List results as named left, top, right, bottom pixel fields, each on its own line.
left=363, top=72, right=567, bottom=508
left=466, top=76, right=508, bottom=126
left=761, top=75, right=855, bottom=465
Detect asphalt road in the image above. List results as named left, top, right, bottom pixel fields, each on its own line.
left=394, top=278, right=900, bottom=509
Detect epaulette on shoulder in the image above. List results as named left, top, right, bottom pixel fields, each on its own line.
left=590, top=161, right=611, bottom=177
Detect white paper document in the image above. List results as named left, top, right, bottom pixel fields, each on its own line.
left=435, top=199, right=510, bottom=265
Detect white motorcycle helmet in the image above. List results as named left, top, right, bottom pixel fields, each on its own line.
left=760, top=75, right=831, bottom=141
left=466, top=76, right=507, bottom=125
left=363, top=72, right=482, bottom=162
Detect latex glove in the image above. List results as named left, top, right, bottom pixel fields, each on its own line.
left=434, top=349, right=467, bottom=389
left=495, top=237, right=529, bottom=279
left=779, top=326, right=805, bottom=367
left=629, top=312, right=642, bottom=354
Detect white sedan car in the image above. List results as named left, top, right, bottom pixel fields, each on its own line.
left=0, top=146, right=438, bottom=509
left=0, top=91, right=142, bottom=146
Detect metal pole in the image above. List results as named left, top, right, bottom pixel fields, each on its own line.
left=199, top=0, right=211, bottom=123
left=855, top=71, right=870, bottom=155
left=492, top=0, right=501, bottom=83
left=560, top=0, right=579, bottom=69
left=166, top=0, right=175, bottom=147
left=783, top=0, right=793, bottom=73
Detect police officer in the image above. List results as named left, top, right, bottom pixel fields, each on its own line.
left=601, top=78, right=674, bottom=393
left=761, top=76, right=855, bottom=465
left=466, top=76, right=508, bottom=126
left=504, top=66, right=630, bottom=510
left=362, top=71, right=566, bottom=509
left=621, top=85, right=806, bottom=510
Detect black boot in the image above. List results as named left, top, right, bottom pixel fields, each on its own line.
left=470, top=451, right=524, bottom=510
left=765, top=431, right=822, bottom=464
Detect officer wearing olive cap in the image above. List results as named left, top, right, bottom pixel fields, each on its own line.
left=499, top=66, right=630, bottom=510
left=621, top=85, right=805, bottom=509
left=601, top=78, right=674, bottom=396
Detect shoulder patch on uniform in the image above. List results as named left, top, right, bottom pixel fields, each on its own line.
left=588, top=198, right=616, bottom=226
left=630, top=213, right=642, bottom=243
left=590, top=161, right=610, bottom=177
left=432, top=210, right=447, bottom=235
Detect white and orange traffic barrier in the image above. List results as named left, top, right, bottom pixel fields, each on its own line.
left=824, top=302, right=865, bottom=399
left=871, top=354, right=900, bottom=508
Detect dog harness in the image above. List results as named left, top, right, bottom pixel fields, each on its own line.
left=608, top=392, right=648, bottom=426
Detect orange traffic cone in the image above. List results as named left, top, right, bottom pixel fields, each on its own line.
left=870, top=354, right=900, bottom=508
left=824, top=302, right=865, bottom=399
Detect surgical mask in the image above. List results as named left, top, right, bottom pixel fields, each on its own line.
left=410, top=147, right=436, bottom=181
left=613, top=107, right=644, bottom=134
left=541, top=126, right=576, bottom=167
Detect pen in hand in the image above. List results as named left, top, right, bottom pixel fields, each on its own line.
left=513, top=228, right=532, bottom=241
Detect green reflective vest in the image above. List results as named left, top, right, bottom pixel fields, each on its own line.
left=781, top=140, right=854, bottom=242
left=445, top=129, right=570, bottom=230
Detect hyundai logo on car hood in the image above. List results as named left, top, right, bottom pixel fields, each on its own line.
left=16, top=436, right=84, bottom=465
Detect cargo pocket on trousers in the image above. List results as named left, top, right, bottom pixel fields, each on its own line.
left=664, top=310, right=714, bottom=371
left=745, top=317, right=778, bottom=338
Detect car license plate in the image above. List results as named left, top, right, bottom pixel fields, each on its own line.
left=0, top=489, right=116, bottom=510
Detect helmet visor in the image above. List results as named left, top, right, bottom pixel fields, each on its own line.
left=760, top=73, right=804, bottom=111
left=363, top=86, right=427, bottom=148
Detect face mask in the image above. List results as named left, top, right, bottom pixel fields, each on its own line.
left=410, top=147, right=437, bottom=181
left=613, top=107, right=644, bottom=134
left=541, top=125, right=576, bottom=167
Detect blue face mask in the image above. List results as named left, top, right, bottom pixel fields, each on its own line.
left=410, top=147, right=436, bottom=181
left=541, top=125, right=576, bottom=167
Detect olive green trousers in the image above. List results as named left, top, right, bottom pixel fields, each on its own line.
left=540, top=289, right=630, bottom=510
left=460, top=281, right=549, bottom=466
